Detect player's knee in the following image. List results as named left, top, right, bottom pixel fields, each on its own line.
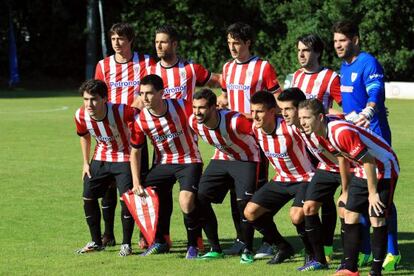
left=344, top=210, right=360, bottom=224
left=303, top=201, right=319, bottom=216
left=243, top=202, right=257, bottom=222
left=290, top=208, right=304, bottom=225
left=236, top=199, right=250, bottom=219
left=370, top=217, right=386, bottom=227
left=179, top=191, right=196, bottom=214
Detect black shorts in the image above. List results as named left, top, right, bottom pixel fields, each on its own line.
left=83, top=160, right=132, bottom=198
left=345, top=176, right=397, bottom=218
left=198, top=160, right=258, bottom=203
left=251, top=180, right=308, bottom=213
left=143, top=163, right=202, bottom=193
left=305, top=169, right=341, bottom=202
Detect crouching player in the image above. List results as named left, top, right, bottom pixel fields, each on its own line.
left=298, top=99, right=399, bottom=276
left=129, top=74, right=202, bottom=258
left=75, top=79, right=136, bottom=256
left=244, top=91, right=315, bottom=265
left=189, top=89, right=258, bottom=263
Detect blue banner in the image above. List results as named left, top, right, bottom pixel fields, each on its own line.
left=9, top=13, right=20, bottom=86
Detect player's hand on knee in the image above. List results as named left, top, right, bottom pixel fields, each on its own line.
left=368, top=192, right=385, bottom=216
left=82, top=163, right=91, bottom=179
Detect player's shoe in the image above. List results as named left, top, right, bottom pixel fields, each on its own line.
left=336, top=262, right=346, bottom=272
left=324, top=245, right=334, bottom=263
left=303, top=253, right=314, bottom=265
left=254, top=242, right=274, bottom=259
left=357, top=252, right=373, bottom=267
left=76, top=241, right=105, bottom=254
left=222, top=239, right=245, bottom=255
left=198, top=250, right=225, bottom=260
left=297, top=260, right=328, bottom=271
left=368, top=271, right=382, bottom=276
left=102, top=234, right=116, bottom=247
left=267, top=245, right=294, bottom=265
left=140, top=242, right=169, bottom=256
left=332, top=269, right=360, bottom=276
left=119, top=244, right=132, bottom=257
left=382, top=252, right=401, bottom=271
left=138, top=236, right=148, bottom=249
left=185, top=246, right=199, bottom=259
left=240, top=249, right=254, bottom=264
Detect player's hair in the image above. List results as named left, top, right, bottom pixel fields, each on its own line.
left=297, top=33, right=324, bottom=63
left=193, top=88, right=217, bottom=107
left=331, top=20, right=359, bottom=39
left=277, top=88, right=307, bottom=108
left=298, top=99, right=326, bottom=116
left=140, top=74, right=164, bottom=91
left=79, top=79, right=108, bottom=98
left=227, top=22, right=255, bottom=48
left=108, top=22, right=135, bottom=42
left=251, top=91, right=276, bottom=110
left=155, top=24, right=179, bottom=42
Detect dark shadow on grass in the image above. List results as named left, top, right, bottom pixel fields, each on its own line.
left=0, top=88, right=78, bottom=99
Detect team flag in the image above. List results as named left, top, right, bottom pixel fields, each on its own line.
left=121, top=188, right=159, bottom=245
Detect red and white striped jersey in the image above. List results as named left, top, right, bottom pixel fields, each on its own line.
left=75, top=103, right=136, bottom=162
left=221, top=56, right=281, bottom=114
left=325, top=120, right=399, bottom=179
left=130, top=99, right=202, bottom=164
left=299, top=132, right=340, bottom=173
left=253, top=116, right=314, bottom=182
left=95, top=52, right=155, bottom=106
left=148, top=59, right=211, bottom=100
left=291, top=68, right=341, bottom=110
left=189, top=109, right=260, bottom=162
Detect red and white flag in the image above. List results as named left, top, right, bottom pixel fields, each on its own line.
left=122, top=188, right=159, bottom=245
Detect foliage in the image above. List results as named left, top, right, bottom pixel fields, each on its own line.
left=1, top=0, right=413, bottom=85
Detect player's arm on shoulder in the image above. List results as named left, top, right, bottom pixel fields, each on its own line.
left=94, top=62, right=104, bottom=80
left=80, top=134, right=91, bottom=179
left=205, top=73, right=222, bottom=88
left=217, top=90, right=228, bottom=109
left=132, top=96, right=145, bottom=110
left=235, top=113, right=253, bottom=134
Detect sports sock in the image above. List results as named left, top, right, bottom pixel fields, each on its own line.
left=154, top=189, right=172, bottom=244
left=340, top=218, right=345, bottom=263
left=359, top=213, right=372, bottom=254
left=198, top=196, right=221, bottom=252
left=305, top=215, right=326, bottom=264
left=343, top=223, right=361, bottom=272
left=371, top=225, right=387, bottom=274
left=120, top=200, right=134, bottom=245
left=321, top=198, right=337, bottom=247
left=83, top=199, right=102, bottom=245
left=237, top=199, right=254, bottom=251
left=183, top=207, right=201, bottom=247
left=387, top=203, right=399, bottom=254
left=230, top=189, right=242, bottom=240
left=294, top=221, right=313, bottom=256
left=101, top=184, right=117, bottom=237
left=253, top=214, right=290, bottom=249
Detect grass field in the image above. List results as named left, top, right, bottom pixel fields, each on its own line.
left=0, top=89, right=413, bottom=275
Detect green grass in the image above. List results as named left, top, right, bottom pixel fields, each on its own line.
left=0, top=90, right=413, bottom=275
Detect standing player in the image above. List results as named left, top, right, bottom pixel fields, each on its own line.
left=94, top=22, right=153, bottom=247
left=148, top=24, right=220, bottom=247
left=75, top=79, right=136, bottom=256
left=291, top=33, right=342, bottom=262
left=243, top=90, right=315, bottom=265
left=298, top=99, right=399, bottom=276
left=189, top=89, right=259, bottom=264
left=218, top=22, right=282, bottom=257
left=129, top=74, right=202, bottom=259
left=149, top=24, right=220, bottom=101
left=333, top=20, right=399, bottom=271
